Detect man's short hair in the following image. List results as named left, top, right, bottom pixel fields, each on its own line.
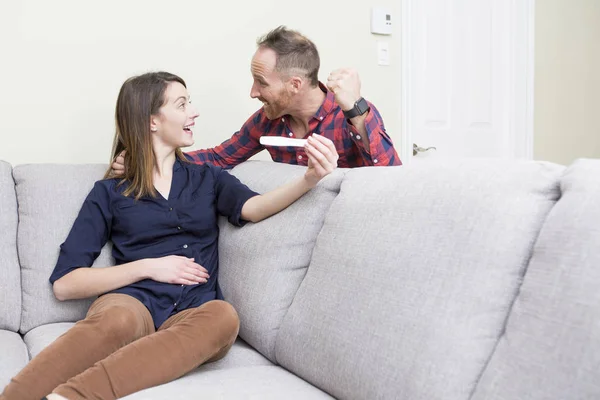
left=257, top=26, right=320, bottom=87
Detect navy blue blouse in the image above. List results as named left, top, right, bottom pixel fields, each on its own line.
left=50, top=158, right=258, bottom=328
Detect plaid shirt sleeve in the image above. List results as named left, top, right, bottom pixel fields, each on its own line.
left=346, top=102, right=402, bottom=166
left=186, top=110, right=264, bottom=168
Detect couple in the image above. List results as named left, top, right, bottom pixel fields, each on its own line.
left=1, top=26, right=399, bottom=400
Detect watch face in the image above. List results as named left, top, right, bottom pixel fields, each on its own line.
left=343, top=98, right=369, bottom=119
left=357, top=98, right=369, bottom=114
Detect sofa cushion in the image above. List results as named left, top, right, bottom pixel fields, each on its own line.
left=196, top=338, right=273, bottom=373
left=14, top=164, right=113, bottom=333
left=122, top=366, right=333, bottom=400
left=472, top=159, right=600, bottom=400
left=276, top=160, right=564, bottom=400
left=24, top=322, right=272, bottom=372
left=0, top=161, right=21, bottom=331
left=24, top=322, right=73, bottom=359
left=218, top=161, right=346, bottom=362
left=0, top=330, right=29, bottom=392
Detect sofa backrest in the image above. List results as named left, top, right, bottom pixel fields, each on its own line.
left=472, top=159, right=600, bottom=400
left=218, top=161, right=346, bottom=362
left=14, top=164, right=113, bottom=333
left=8, top=157, right=598, bottom=399
left=11, top=160, right=345, bottom=351
left=275, top=160, right=565, bottom=400
left=0, top=161, right=22, bottom=332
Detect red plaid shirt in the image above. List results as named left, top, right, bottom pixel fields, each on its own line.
left=187, top=83, right=401, bottom=168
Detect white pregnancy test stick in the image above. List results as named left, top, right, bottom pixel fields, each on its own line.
left=259, top=136, right=307, bottom=147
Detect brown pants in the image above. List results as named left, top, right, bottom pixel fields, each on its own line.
left=1, top=294, right=239, bottom=400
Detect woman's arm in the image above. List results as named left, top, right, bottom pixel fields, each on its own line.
left=241, top=176, right=314, bottom=223
left=53, top=256, right=209, bottom=301
left=241, top=134, right=338, bottom=223
left=53, top=260, right=148, bottom=301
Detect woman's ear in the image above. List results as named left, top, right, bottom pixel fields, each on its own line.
left=150, top=115, right=159, bottom=132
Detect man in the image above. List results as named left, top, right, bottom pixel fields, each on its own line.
left=113, top=26, right=400, bottom=173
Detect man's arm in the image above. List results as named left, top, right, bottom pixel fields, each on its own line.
left=110, top=111, right=266, bottom=175
left=186, top=110, right=265, bottom=168
left=344, top=102, right=401, bottom=166
left=327, top=68, right=401, bottom=166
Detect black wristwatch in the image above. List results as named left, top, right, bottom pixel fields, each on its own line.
left=342, top=97, right=370, bottom=119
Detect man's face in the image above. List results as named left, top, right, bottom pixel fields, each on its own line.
left=250, top=47, right=293, bottom=120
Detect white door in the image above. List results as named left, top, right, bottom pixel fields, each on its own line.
left=400, top=0, right=535, bottom=163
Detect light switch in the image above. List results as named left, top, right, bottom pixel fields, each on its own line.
left=377, top=41, right=390, bottom=66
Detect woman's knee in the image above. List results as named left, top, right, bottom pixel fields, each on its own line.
left=88, top=305, right=148, bottom=343
left=207, top=300, right=240, bottom=339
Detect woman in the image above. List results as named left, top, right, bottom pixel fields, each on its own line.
left=0, top=72, right=338, bottom=400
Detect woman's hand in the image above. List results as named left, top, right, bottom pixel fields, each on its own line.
left=304, top=134, right=339, bottom=187
left=240, top=134, right=339, bottom=223
left=145, top=256, right=209, bottom=285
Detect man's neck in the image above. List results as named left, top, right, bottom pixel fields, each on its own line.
left=288, top=85, right=326, bottom=134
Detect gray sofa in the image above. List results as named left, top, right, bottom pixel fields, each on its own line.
left=1, top=158, right=599, bottom=399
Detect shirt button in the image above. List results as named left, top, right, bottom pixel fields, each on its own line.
left=298, top=155, right=303, bottom=160
left=181, top=284, right=184, bottom=287
left=174, top=303, right=177, bottom=307
left=288, top=132, right=293, bottom=137
left=350, top=132, right=354, bottom=137
left=374, top=159, right=379, bottom=164
left=183, top=244, right=188, bottom=249
left=177, top=226, right=181, bottom=230
left=169, top=207, right=173, bottom=211
left=282, top=117, right=285, bottom=122
left=356, top=135, right=362, bottom=140
left=319, top=116, right=323, bottom=121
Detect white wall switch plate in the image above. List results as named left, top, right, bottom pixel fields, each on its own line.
left=377, top=41, right=390, bottom=66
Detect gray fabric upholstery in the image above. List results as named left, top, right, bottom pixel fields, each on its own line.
left=24, top=322, right=272, bottom=372
left=276, top=160, right=564, bottom=400
left=123, top=366, right=333, bottom=400
left=197, top=338, right=274, bottom=373
left=0, top=330, right=29, bottom=392
left=14, top=164, right=113, bottom=333
left=5, top=157, right=600, bottom=399
left=0, top=161, right=21, bottom=331
left=23, top=322, right=74, bottom=359
left=218, top=161, right=346, bottom=362
left=472, top=159, right=600, bottom=400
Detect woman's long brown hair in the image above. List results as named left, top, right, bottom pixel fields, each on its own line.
left=104, top=72, right=187, bottom=199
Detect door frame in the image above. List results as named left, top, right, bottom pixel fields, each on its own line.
left=400, top=0, right=536, bottom=164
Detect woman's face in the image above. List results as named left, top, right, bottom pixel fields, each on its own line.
left=152, top=81, right=199, bottom=149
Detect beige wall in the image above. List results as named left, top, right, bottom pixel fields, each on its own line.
left=534, top=0, right=600, bottom=165
left=4, top=1, right=597, bottom=167
left=0, top=0, right=400, bottom=166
